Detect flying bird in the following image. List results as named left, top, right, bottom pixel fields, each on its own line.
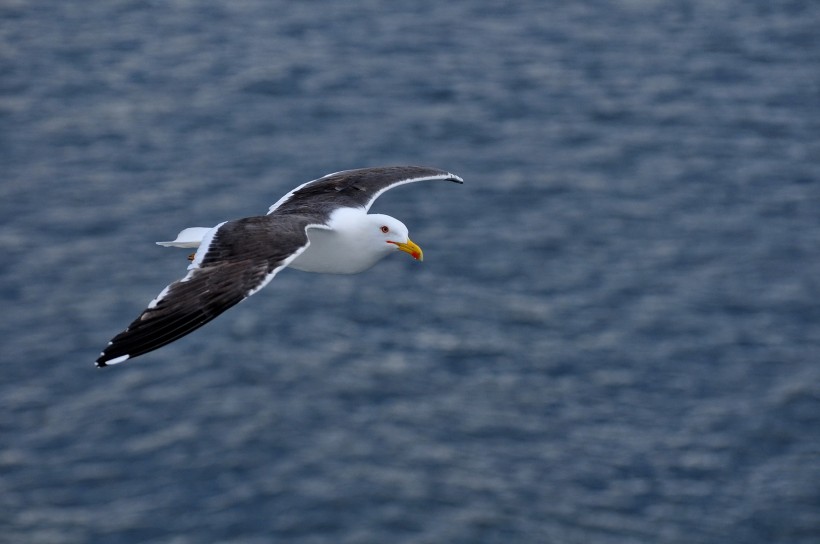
left=96, top=166, right=463, bottom=367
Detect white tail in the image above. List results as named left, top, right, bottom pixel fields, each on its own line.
left=156, top=227, right=211, bottom=248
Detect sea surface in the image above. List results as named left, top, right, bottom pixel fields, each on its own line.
left=1, top=1, right=819, bottom=543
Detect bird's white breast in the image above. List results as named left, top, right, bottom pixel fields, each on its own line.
left=288, top=208, right=390, bottom=274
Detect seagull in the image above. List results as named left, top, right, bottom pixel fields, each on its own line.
left=96, top=166, right=463, bottom=367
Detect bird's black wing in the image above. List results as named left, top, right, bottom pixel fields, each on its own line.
left=267, top=165, right=463, bottom=218
left=96, top=215, right=316, bottom=367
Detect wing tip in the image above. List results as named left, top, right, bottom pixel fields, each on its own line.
left=410, top=166, right=462, bottom=184
left=446, top=172, right=464, bottom=184
left=95, top=353, right=130, bottom=368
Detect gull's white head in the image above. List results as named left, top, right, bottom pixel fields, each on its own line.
left=365, top=213, right=423, bottom=262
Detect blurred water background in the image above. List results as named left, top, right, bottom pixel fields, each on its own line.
left=2, top=1, right=819, bottom=542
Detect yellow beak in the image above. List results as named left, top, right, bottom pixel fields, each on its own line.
left=390, top=238, right=424, bottom=261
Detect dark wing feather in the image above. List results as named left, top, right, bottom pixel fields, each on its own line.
left=96, top=215, right=312, bottom=367
left=269, top=165, right=463, bottom=218
left=96, top=261, right=266, bottom=365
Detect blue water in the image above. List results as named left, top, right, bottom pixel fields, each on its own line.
left=2, top=1, right=819, bottom=542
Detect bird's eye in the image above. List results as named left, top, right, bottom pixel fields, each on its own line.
left=380, top=225, right=389, bottom=233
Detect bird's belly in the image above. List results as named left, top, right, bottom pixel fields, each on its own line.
left=288, top=232, right=382, bottom=274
